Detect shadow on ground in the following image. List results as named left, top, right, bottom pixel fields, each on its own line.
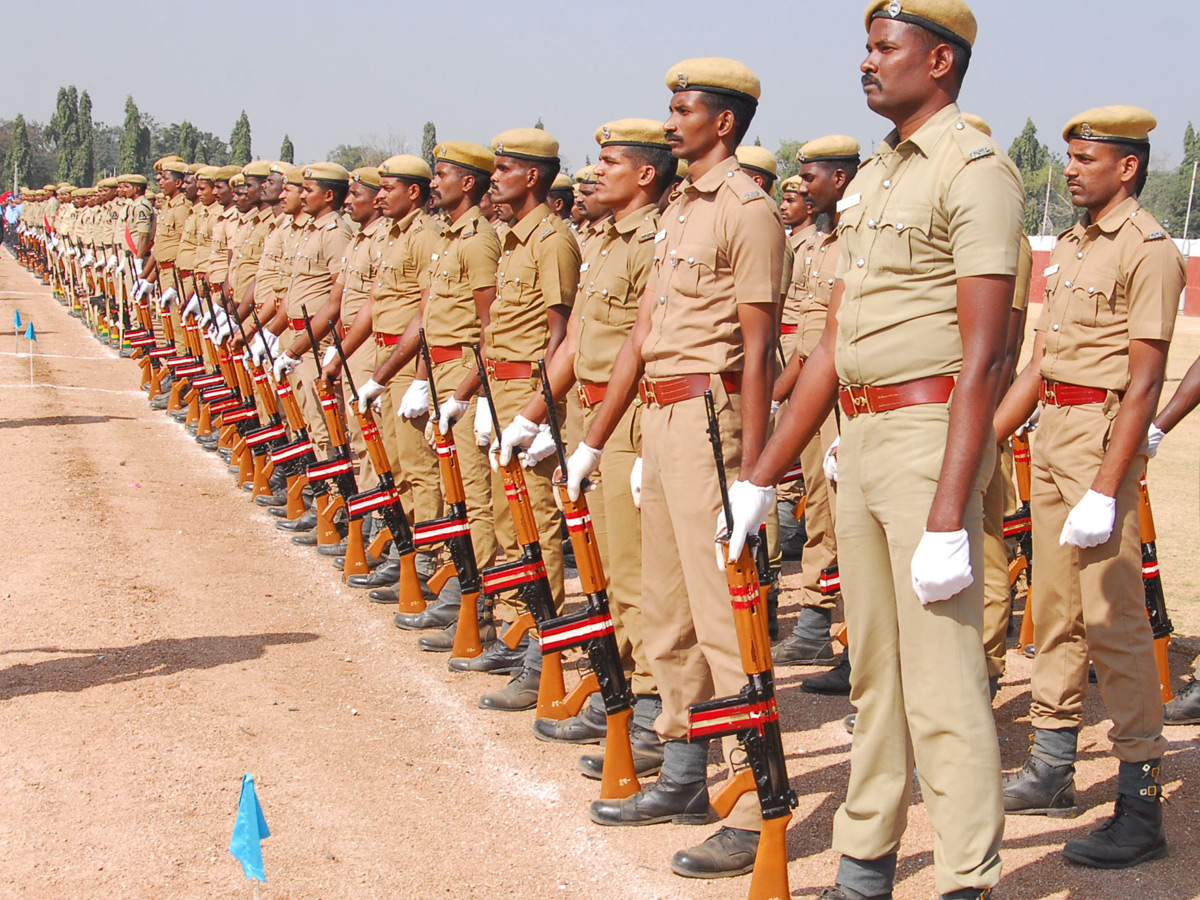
left=0, top=414, right=134, bottom=429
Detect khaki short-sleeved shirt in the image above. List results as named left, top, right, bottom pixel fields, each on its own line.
left=485, top=202, right=581, bottom=361
left=642, top=159, right=786, bottom=378
left=127, top=196, right=155, bottom=250
left=284, top=209, right=351, bottom=320
left=253, top=212, right=290, bottom=305
left=278, top=212, right=310, bottom=284
left=793, top=227, right=841, bottom=358
left=422, top=207, right=501, bottom=347
left=193, top=202, right=219, bottom=273
left=1013, top=234, right=1033, bottom=313
left=834, top=103, right=1025, bottom=386
left=153, top=192, right=190, bottom=264
left=207, top=206, right=238, bottom=283
left=339, top=215, right=389, bottom=326
left=372, top=208, right=440, bottom=336
left=109, top=198, right=128, bottom=248
left=573, top=203, right=659, bottom=385
left=1037, top=197, right=1184, bottom=392
left=175, top=201, right=204, bottom=270
left=232, top=207, right=276, bottom=304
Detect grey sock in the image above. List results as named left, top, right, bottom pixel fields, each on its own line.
left=836, top=853, right=897, bottom=898
left=793, top=606, right=832, bottom=643
left=661, top=738, right=709, bottom=784
left=522, top=635, right=542, bottom=674
left=1031, top=726, right=1079, bottom=767
left=633, top=694, right=662, bottom=732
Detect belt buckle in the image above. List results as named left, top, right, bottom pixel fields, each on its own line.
left=640, top=378, right=658, bottom=407
left=485, top=358, right=497, bottom=378
left=576, top=383, right=590, bottom=409
left=1042, top=382, right=1057, bottom=406
left=845, top=384, right=873, bottom=416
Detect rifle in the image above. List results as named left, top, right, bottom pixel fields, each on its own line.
left=228, top=301, right=290, bottom=500
left=1138, top=474, right=1173, bottom=704
left=1009, top=433, right=1035, bottom=655
left=472, top=343, right=571, bottom=720
left=329, top=325, right=427, bottom=612
left=193, top=286, right=257, bottom=462
left=688, top=389, right=796, bottom=900
left=416, top=329, right=487, bottom=659
left=535, top=359, right=640, bottom=799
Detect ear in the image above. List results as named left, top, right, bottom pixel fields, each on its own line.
left=714, top=108, right=738, bottom=140
left=461, top=172, right=476, bottom=196
left=1117, top=153, right=1140, bottom=187
left=636, top=163, right=657, bottom=189
left=928, top=42, right=955, bottom=83
left=832, top=168, right=848, bottom=192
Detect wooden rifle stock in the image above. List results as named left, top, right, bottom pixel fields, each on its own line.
left=1138, top=474, right=1173, bottom=703
left=1010, top=433, right=1036, bottom=653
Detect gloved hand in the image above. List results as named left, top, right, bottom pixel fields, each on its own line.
left=199, top=306, right=213, bottom=328
left=161, top=287, right=180, bottom=309
left=135, top=278, right=153, bottom=301
left=183, top=294, right=201, bottom=320
left=322, top=345, right=338, bottom=369
left=723, top=479, right=776, bottom=563
left=106, top=256, right=117, bottom=272
left=1147, top=423, right=1166, bottom=459
left=566, top=442, right=603, bottom=501
left=473, top=398, right=494, bottom=448
left=439, top=396, right=469, bottom=435
left=273, top=351, right=301, bottom=383
left=133, top=257, right=144, bottom=278
left=248, top=334, right=266, bottom=367
left=630, top=456, right=643, bottom=509
left=499, top=415, right=541, bottom=466
left=214, top=318, right=232, bottom=344
left=823, top=436, right=840, bottom=484
left=399, top=380, right=431, bottom=419
left=770, top=399, right=781, bottom=418
left=81, top=252, right=95, bottom=267
left=911, top=529, right=973, bottom=605
left=358, top=378, right=387, bottom=414
left=263, top=329, right=280, bottom=359
left=1059, top=489, right=1117, bottom=548
left=522, top=425, right=556, bottom=468
left=1015, top=406, right=1041, bottom=437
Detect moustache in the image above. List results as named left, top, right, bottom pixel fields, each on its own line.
left=861, top=75, right=881, bottom=89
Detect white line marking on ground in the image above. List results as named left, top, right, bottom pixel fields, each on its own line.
left=0, top=383, right=143, bottom=395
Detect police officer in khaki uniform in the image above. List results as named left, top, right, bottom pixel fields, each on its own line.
left=499, top=118, right=671, bottom=765
left=995, top=106, right=1183, bottom=869
left=206, top=168, right=241, bottom=300
left=730, top=3, right=1025, bottom=895
left=567, top=59, right=785, bottom=879
left=229, top=161, right=276, bottom=317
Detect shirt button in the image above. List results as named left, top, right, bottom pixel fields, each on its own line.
left=896, top=223, right=905, bottom=231
left=1052, top=323, right=1060, bottom=331
left=687, top=256, right=695, bottom=264
left=658, top=296, right=665, bottom=304
left=1076, top=252, right=1084, bottom=259
left=807, top=293, right=814, bottom=299
left=1065, top=280, right=1073, bottom=288
left=867, top=219, right=877, bottom=228
left=883, top=179, right=892, bottom=188
left=856, top=258, right=865, bottom=267
left=1088, top=286, right=1095, bottom=294
left=678, top=216, right=685, bottom=223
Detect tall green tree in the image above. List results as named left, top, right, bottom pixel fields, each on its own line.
left=117, top=96, right=147, bottom=174
left=1184, top=123, right=1200, bottom=168
left=421, top=121, right=437, bottom=169
left=775, top=139, right=806, bottom=184
left=534, top=117, right=544, bottom=130
left=177, top=121, right=199, bottom=162
left=279, top=134, right=294, bottom=164
left=10, top=114, right=32, bottom=189
left=75, top=90, right=94, bottom=185
left=47, top=86, right=80, bottom=182
left=229, top=111, right=252, bottom=166
left=1007, top=118, right=1048, bottom=175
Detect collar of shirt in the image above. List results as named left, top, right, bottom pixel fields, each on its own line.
left=682, top=155, right=741, bottom=195
left=388, top=208, right=420, bottom=237
left=1080, top=195, right=1141, bottom=236
left=292, top=212, right=312, bottom=229
left=310, top=209, right=338, bottom=230
left=879, top=102, right=962, bottom=159
left=358, top=214, right=388, bottom=239
left=446, top=206, right=482, bottom=236
left=510, top=202, right=553, bottom=243
left=610, top=203, right=659, bottom=237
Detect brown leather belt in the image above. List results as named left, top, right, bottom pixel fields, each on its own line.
left=638, top=372, right=741, bottom=407
left=289, top=318, right=307, bottom=332
left=838, top=375, right=955, bottom=418
left=429, top=345, right=464, bottom=364
left=485, top=359, right=534, bottom=380
left=159, top=261, right=174, bottom=271
left=179, top=269, right=193, bottom=279
left=374, top=332, right=402, bottom=347
left=1040, top=379, right=1108, bottom=407
left=577, top=382, right=608, bottom=409
left=780, top=323, right=798, bottom=335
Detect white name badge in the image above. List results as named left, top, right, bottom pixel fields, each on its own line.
left=1043, top=264, right=1059, bottom=277
left=654, top=230, right=667, bottom=243
left=836, top=193, right=861, bottom=213
left=431, top=252, right=439, bottom=261
left=580, top=262, right=589, bottom=273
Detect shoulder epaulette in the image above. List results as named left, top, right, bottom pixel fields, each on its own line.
left=637, top=231, right=656, bottom=243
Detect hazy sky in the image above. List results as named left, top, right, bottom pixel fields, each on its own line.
left=5, top=0, right=1196, bottom=173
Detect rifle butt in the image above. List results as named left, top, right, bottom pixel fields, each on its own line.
left=284, top=473, right=309, bottom=520
left=535, top=651, right=570, bottom=721
left=1008, top=555, right=1027, bottom=589
left=427, top=562, right=457, bottom=597
left=599, top=708, right=640, bottom=800
left=396, top=552, right=427, bottom=614
left=1155, top=635, right=1173, bottom=704
left=149, top=363, right=167, bottom=398
left=563, top=670, right=601, bottom=717
left=235, top=440, right=254, bottom=486
left=341, top=518, right=370, bottom=580
left=251, top=456, right=274, bottom=500
left=167, top=377, right=187, bottom=412
left=711, top=767, right=756, bottom=819
left=367, top=526, right=392, bottom=560
left=747, top=814, right=792, bottom=900
left=832, top=623, right=848, bottom=648
left=450, top=591, right=485, bottom=659
left=193, top=397, right=208, bottom=433
left=217, top=423, right=236, bottom=451
left=1018, top=588, right=1035, bottom=653
left=315, top=495, right=344, bottom=547
left=503, top=612, right=536, bottom=649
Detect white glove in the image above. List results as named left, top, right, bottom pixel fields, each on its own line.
left=473, top=398, right=494, bottom=448
left=160, top=287, right=179, bottom=309
left=1015, top=406, right=1041, bottom=437
left=205, top=325, right=219, bottom=345
left=199, top=306, right=213, bottom=328
left=630, top=456, right=643, bottom=509
left=134, top=279, right=152, bottom=301
left=566, top=442, right=603, bottom=502
left=770, top=400, right=781, bottom=418
left=358, top=378, right=387, bottom=414
left=133, top=257, right=144, bottom=277
left=263, top=329, right=280, bottom=359
left=81, top=252, right=94, bottom=267
left=117, top=257, right=127, bottom=276
left=1059, top=489, right=1117, bottom=549
left=248, top=335, right=266, bottom=367
left=823, top=436, right=840, bottom=484
left=273, top=352, right=301, bottom=383
left=183, top=294, right=201, bottom=320
left=322, top=346, right=338, bottom=368
left=723, top=479, right=776, bottom=563
left=1147, top=423, right=1166, bottom=459
left=910, top=529, right=973, bottom=606
left=522, top=425, right=557, bottom=468
left=399, top=380, right=431, bottom=419
left=499, top=415, right=541, bottom=466
left=214, top=319, right=232, bottom=344
left=106, top=256, right=117, bottom=271
left=439, top=396, right=470, bottom=435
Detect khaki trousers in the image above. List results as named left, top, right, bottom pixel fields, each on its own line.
left=376, top=345, right=442, bottom=526
left=831, top=404, right=1002, bottom=895
left=430, top=354, right=497, bottom=572
left=286, top=328, right=331, bottom=458
left=640, top=386, right=761, bottom=832
left=488, top=374, right=565, bottom=622
left=981, top=442, right=1015, bottom=679
left=1029, top=402, right=1166, bottom=762
left=797, top=406, right=840, bottom=611
left=341, top=340, right=377, bottom=490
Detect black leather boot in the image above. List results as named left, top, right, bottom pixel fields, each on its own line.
left=1003, top=755, right=1078, bottom=816
left=588, top=772, right=710, bottom=826
left=1062, top=760, right=1167, bottom=868
left=670, top=827, right=759, bottom=879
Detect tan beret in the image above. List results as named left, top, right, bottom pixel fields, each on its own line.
left=1062, top=105, right=1156, bottom=146
left=797, top=135, right=862, bottom=164
left=550, top=173, right=573, bottom=191
left=434, top=141, right=495, bottom=175
left=780, top=174, right=804, bottom=194
left=491, top=128, right=560, bottom=162
left=153, top=155, right=183, bottom=172
left=303, top=161, right=351, bottom=184
left=159, top=159, right=188, bottom=175
left=97, top=176, right=119, bottom=189
left=960, top=114, right=991, bottom=136
left=665, top=57, right=761, bottom=102
left=574, top=165, right=598, bottom=185
left=595, top=118, right=670, bottom=149
left=211, top=165, right=242, bottom=181
left=186, top=162, right=205, bottom=175
left=230, top=173, right=246, bottom=187
left=117, top=173, right=148, bottom=186
left=194, top=166, right=219, bottom=182
left=378, top=155, right=432, bottom=182
left=735, top=146, right=778, bottom=179
left=55, top=181, right=72, bottom=191
left=242, top=160, right=272, bottom=178
left=351, top=166, right=382, bottom=189
left=270, top=163, right=305, bottom=185
left=864, top=0, right=977, bottom=49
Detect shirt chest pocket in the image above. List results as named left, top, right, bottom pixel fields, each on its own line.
left=1072, top=269, right=1120, bottom=328
left=666, top=242, right=717, bottom=299
left=873, top=202, right=935, bottom=274
left=501, top=258, right=538, bottom=300
left=589, top=272, right=637, bottom=327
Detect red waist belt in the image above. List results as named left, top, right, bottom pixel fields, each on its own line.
left=780, top=323, right=799, bottom=335
left=429, top=345, right=464, bottom=364
left=638, top=372, right=742, bottom=407
left=1040, top=380, right=1109, bottom=407
left=485, top=359, right=534, bottom=380
left=577, top=382, right=608, bottom=409
left=159, top=261, right=174, bottom=270
left=289, top=318, right=307, bottom=332
left=374, top=332, right=402, bottom=347
left=838, top=375, right=955, bottom=418
left=178, top=269, right=193, bottom=279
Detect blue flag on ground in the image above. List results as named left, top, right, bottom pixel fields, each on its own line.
left=12, top=309, right=20, bottom=328
left=24, top=322, right=35, bottom=342
left=229, top=773, right=270, bottom=882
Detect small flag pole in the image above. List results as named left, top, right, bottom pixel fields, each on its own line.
left=24, top=321, right=36, bottom=386
left=13, top=308, right=20, bottom=355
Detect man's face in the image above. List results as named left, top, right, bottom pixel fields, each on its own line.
left=234, top=184, right=251, bottom=213
left=117, top=183, right=129, bottom=199
left=244, top=175, right=263, bottom=205
left=301, top=179, right=333, bottom=216
left=377, top=177, right=416, bottom=219
left=664, top=91, right=722, bottom=163
left=1064, top=139, right=1134, bottom=210
left=162, top=172, right=183, bottom=196
left=345, top=181, right=378, bottom=224
left=263, top=172, right=283, bottom=203
left=430, top=161, right=466, bottom=212
left=215, top=181, right=233, bottom=206
left=99, top=186, right=115, bottom=203
left=860, top=19, right=936, bottom=119
left=280, top=183, right=303, bottom=216
left=490, top=156, right=532, bottom=206
left=799, top=161, right=840, bottom=219
left=594, top=146, right=642, bottom=211
left=778, top=190, right=808, bottom=227
left=197, top=180, right=216, bottom=205
left=479, top=192, right=496, bottom=221
left=183, top=174, right=198, bottom=201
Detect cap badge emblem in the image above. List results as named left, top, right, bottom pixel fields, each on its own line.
left=601, top=126, right=611, bottom=140
left=887, top=1, right=902, bottom=15
left=677, top=72, right=688, bottom=89
left=1081, top=123, right=1093, bottom=138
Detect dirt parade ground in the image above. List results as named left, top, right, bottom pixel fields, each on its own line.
left=1, top=248, right=1199, bottom=900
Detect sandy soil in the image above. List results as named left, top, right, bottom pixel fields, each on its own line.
left=0, top=249, right=1197, bottom=900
